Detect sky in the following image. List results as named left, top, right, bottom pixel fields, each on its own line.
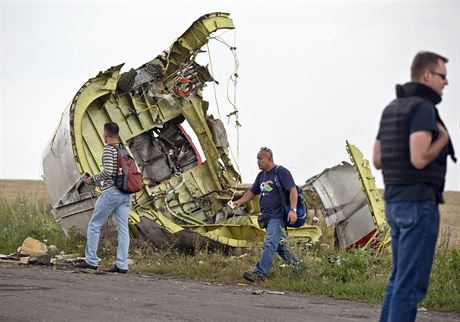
left=1, top=0, right=459, bottom=191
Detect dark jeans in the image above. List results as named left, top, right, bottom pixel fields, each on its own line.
left=379, top=201, right=439, bottom=322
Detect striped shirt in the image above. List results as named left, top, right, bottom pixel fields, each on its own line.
left=93, top=144, right=119, bottom=191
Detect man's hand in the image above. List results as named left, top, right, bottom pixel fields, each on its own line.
left=288, top=210, right=297, bottom=225
left=437, top=122, right=449, bottom=140
left=410, top=123, right=449, bottom=170
left=232, top=199, right=243, bottom=209
left=232, top=191, right=256, bottom=209
left=83, top=176, right=94, bottom=185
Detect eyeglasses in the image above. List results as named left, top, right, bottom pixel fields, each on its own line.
left=260, top=147, right=273, bottom=157
left=429, top=70, right=447, bottom=81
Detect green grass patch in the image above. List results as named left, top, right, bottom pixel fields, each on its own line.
left=0, top=193, right=85, bottom=255
left=266, top=246, right=392, bottom=304
left=423, top=247, right=460, bottom=311
left=128, top=238, right=459, bottom=312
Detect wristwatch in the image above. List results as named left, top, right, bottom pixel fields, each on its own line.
left=290, top=208, right=297, bottom=212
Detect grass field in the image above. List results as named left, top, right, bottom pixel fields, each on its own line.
left=1, top=179, right=458, bottom=247
left=0, top=180, right=50, bottom=205
left=439, top=191, right=460, bottom=247
left=0, top=179, right=459, bottom=312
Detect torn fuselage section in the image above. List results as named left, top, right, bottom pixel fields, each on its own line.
left=304, top=141, right=388, bottom=250
left=42, top=12, right=323, bottom=252
left=42, top=12, right=385, bottom=253
left=307, top=162, right=378, bottom=249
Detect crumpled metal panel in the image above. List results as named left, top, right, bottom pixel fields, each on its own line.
left=335, top=204, right=376, bottom=249
left=310, top=162, right=376, bottom=249
left=311, top=163, right=367, bottom=227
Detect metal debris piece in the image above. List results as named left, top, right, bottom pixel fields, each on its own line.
left=55, top=254, right=76, bottom=261
left=0, top=253, right=19, bottom=260
left=267, top=291, right=286, bottom=295
left=306, top=142, right=388, bottom=250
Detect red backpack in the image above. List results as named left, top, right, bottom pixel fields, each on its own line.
left=111, top=144, right=143, bottom=194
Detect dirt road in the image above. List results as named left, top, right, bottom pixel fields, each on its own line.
left=0, top=264, right=458, bottom=322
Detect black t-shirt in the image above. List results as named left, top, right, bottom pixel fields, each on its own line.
left=250, top=166, right=296, bottom=219
left=378, top=102, right=443, bottom=203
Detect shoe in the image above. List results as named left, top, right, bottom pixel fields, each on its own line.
left=243, top=271, right=266, bottom=283
left=104, top=264, right=128, bottom=274
left=73, top=261, right=98, bottom=270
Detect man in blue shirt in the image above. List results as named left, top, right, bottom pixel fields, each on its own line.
left=233, top=147, right=298, bottom=282
left=373, top=51, right=456, bottom=322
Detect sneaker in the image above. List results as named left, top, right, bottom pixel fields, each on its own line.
left=73, top=261, right=98, bottom=270
left=243, top=271, right=266, bottom=283
left=103, top=264, right=128, bottom=274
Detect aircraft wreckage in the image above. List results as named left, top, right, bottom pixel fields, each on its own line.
left=42, top=12, right=387, bottom=252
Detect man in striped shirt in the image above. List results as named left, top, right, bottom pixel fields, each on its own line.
left=74, top=122, right=132, bottom=273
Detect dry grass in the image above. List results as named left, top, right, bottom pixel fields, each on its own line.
left=0, top=180, right=50, bottom=205
left=0, top=180, right=459, bottom=248
left=439, top=191, right=460, bottom=248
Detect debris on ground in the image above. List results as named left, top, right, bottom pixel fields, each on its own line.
left=250, top=289, right=287, bottom=296
left=267, top=291, right=286, bottom=295
left=55, top=252, right=78, bottom=261
left=29, top=254, right=51, bottom=265
left=19, top=237, right=48, bottom=256
left=19, top=256, right=30, bottom=264
left=0, top=237, right=75, bottom=267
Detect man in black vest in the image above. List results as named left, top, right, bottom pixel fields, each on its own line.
left=373, top=51, right=456, bottom=322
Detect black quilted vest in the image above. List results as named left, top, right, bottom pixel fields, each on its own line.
left=379, top=83, right=456, bottom=192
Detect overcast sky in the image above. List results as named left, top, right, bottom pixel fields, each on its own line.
left=1, top=0, right=459, bottom=191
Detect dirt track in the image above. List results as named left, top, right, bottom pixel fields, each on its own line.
left=1, top=265, right=459, bottom=322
